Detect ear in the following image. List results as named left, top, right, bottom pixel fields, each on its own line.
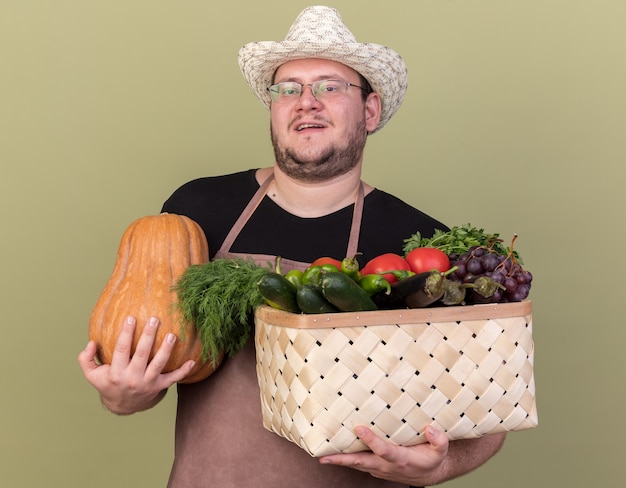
left=364, top=92, right=382, bottom=133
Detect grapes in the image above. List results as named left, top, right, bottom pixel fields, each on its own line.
left=453, top=261, right=467, bottom=279
left=471, top=247, right=486, bottom=257
left=490, top=269, right=507, bottom=284
left=481, top=253, right=499, bottom=272
left=503, top=277, right=518, bottom=293
left=448, top=247, right=532, bottom=304
left=510, top=284, right=530, bottom=302
left=516, top=270, right=533, bottom=285
left=491, top=289, right=504, bottom=302
left=466, top=258, right=484, bottom=275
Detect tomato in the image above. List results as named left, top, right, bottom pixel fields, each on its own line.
left=310, top=257, right=343, bottom=269
left=360, top=253, right=411, bottom=283
left=405, top=248, right=451, bottom=274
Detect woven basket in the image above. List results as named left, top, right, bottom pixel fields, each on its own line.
left=254, top=300, right=537, bottom=457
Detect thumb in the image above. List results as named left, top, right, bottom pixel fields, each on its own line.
left=425, top=425, right=449, bottom=453
left=78, top=341, right=99, bottom=375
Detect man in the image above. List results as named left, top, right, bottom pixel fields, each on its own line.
left=79, top=6, right=505, bottom=487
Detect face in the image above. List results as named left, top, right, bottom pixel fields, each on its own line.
left=269, top=59, right=381, bottom=183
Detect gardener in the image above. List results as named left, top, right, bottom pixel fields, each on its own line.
left=79, top=6, right=506, bottom=487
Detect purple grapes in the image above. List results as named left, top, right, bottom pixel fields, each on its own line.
left=450, top=247, right=532, bottom=303
left=466, top=257, right=484, bottom=275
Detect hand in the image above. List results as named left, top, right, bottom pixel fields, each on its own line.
left=319, top=425, right=448, bottom=486
left=78, top=316, right=196, bottom=415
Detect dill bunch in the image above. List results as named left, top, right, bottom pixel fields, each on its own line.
left=173, top=257, right=271, bottom=364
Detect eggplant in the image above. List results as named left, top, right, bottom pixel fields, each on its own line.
left=464, top=275, right=506, bottom=304
left=372, top=270, right=448, bottom=309
left=440, top=280, right=467, bottom=306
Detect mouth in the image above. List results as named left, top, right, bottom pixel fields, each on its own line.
left=295, top=123, right=326, bottom=131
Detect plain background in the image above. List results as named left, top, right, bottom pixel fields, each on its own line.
left=1, top=1, right=624, bottom=487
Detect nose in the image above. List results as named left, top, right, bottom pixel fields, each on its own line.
left=297, top=84, right=321, bottom=108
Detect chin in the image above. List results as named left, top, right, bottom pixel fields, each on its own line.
left=279, top=160, right=357, bottom=183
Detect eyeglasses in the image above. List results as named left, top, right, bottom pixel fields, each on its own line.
left=267, top=79, right=367, bottom=103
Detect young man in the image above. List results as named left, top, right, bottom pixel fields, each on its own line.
left=79, top=7, right=506, bottom=487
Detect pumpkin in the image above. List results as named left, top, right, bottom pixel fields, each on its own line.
left=89, top=213, right=222, bottom=384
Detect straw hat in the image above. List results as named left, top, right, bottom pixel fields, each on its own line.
left=237, top=6, right=408, bottom=133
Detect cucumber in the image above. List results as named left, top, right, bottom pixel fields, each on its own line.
left=320, top=271, right=377, bottom=312
left=257, top=272, right=300, bottom=313
left=296, top=284, right=339, bottom=314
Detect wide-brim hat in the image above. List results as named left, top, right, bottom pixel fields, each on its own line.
left=237, top=6, right=408, bottom=134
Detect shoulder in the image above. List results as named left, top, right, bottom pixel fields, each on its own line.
left=159, top=169, right=262, bottom=259
left=165, top=169, right=258, bottom=200
left=356, top=188, right=448, bottom=260
left=161, top=169, right=259, bottom=212
left=364, top=188, right=449, bottom=234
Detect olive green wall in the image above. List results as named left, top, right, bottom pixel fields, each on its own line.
left=1, top=1, right=624, bottom=486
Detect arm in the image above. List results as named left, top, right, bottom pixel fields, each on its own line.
left=435, top=433, right=506, bottom=483
left=78, top=316, right=196, bottom=415
left=320, top=425, right=506, bottom=486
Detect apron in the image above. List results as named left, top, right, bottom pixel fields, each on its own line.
left=168, top=174, right=408, bottom=487
left=213, top=173, right=365, bottom=270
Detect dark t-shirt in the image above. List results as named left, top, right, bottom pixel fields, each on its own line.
left=162, top=169, right=442, bottom=488
left=161, top=169, right=448, bottom=266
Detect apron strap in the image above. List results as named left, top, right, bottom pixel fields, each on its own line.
left=218, top=172, right=364, bottom=259
left=218, top=173, right=275, bottom=253
left=346, top=181, right=364, bottom=258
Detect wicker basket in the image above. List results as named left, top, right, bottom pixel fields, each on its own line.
left=254, top=300, right=537, bottom=457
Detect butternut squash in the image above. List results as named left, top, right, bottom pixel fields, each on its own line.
left=89, top=213, right=221, bottom=383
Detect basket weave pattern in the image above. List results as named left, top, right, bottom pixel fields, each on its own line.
left=255, top=302, right=537, bottom=457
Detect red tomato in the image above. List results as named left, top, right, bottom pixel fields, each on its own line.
left=405, top=248, right=451, bottom=274
left=360, top=253, right=411, bottom=283
left=310, top=256, right=343, bottom=269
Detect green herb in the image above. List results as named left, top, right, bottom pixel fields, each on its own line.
left=173, top=258, right=271, bottom=364
left=402, top=223, right=521, bottom=260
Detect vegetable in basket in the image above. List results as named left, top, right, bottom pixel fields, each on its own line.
left=403, top=224, right=533, bottom=304
left=372, top=268, right=451, bottom=309
left=174, top=257, right=270, bottom=362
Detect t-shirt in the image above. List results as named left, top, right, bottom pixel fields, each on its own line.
left=161, top=169, right=447, bottom=266
left=162, top=169, right=446, bottom=488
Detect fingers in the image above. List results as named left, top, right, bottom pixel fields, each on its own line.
left=128, top=316, right=160, bottom=370
left=110, top=316, right=140, bottom=368
left=110, top=316, right=171, bottom=373
left=354, top=425, right=448, bottom=458
left=319, top=425, right=449, bottom=476
left=144, top=331, right=186, bottom=381
left=147, top=324, right=199, bottom=384
left=79, top=316, right=187, bottom=414
left=88, top=315, right=182, bottom=377
left=159, top=359, right=197, bottom=385
left=354, top=426, right=397, bottom=460
left=319, top=426, right=397, bottom=469
left=112, top=316, right=186, bottom=384
left=77, top=340, right=99, bottom=377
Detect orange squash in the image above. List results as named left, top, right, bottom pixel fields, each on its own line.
left=89, top=213, right=222, bottom=383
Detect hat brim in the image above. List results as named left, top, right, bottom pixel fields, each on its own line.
left=238, top=41, right=408, bottom=133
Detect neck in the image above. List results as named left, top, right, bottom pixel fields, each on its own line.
left=256, top=166, right=369, bottom=218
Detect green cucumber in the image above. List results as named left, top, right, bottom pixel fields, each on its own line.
left=296, top=284, right=339, bottom=314
left=320, top=271, right=378, bottom=312
left=257, top=272, right=300, bottom=313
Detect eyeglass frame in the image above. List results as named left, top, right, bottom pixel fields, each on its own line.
left=266, top=79, right=368, bottom=103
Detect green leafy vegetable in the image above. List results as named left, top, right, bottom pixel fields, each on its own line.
left=402, top=223, right=521, bottom=260
left=173, top=258, right=271, bottom=363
